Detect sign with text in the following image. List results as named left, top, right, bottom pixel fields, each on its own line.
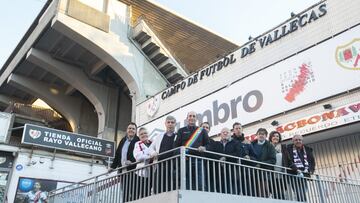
left=275, top=102, right=360, bottom=140
left=158, top=3, right=327, bottom=100
left=143, top=25, right=360, bottom=137
left=22, top=124, right=115, bottom=158
left=244, top=101, right=360, bottom=141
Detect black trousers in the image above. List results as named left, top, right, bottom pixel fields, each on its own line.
left=154, top=159, right=176, bottom=193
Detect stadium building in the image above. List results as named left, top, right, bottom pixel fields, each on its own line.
left=0, top=0, right=359, bottom=202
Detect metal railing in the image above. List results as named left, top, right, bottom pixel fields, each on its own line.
left=48, top=147, right=360, bottom=203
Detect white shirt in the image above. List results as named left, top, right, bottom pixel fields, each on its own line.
left=133, top=141, right=151, bottom=177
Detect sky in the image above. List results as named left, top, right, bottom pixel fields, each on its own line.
left=0, top=0, right=319, bottom=68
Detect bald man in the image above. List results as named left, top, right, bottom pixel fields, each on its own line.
left=285, top=134, right=315, bottom=202
left=174, top=111, right=210, bottom=191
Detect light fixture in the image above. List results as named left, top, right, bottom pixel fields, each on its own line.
left=271, top=120, right=279, bottom=126
left=323, top=104, right=332, bottom=110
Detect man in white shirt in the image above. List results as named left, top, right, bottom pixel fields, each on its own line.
left=149, top=115, right=177, bottom=193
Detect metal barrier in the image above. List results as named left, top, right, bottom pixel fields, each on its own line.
left=48, top=147, right=360, bottom=203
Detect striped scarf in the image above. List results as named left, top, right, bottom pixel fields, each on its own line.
left=293, top=146, right=309, bottom=172
left=184, top=127, right=203, bottom=147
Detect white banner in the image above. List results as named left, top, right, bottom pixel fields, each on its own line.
left=244, top=101, right=360, bottom=141
left=143, top=26, right=360, bottom=138
left=0, top=112, right=13, bottom=143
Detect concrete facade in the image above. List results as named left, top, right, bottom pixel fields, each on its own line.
left=134, top=0, right=360, bottom=181
left=7, top=74, right=82, bottom=132
left=1, top=0, right=171, bottom=140
left=136, top=0, right=360, bottom=126
left=26, top=48, right=117, bottom=139
left=56, top=0, right=168, bottom=102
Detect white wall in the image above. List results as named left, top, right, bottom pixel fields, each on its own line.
left=55, top=0, right=168, bottom=102
left=0, top=112, right=13, bottom=143
left=136, top=0, right=360, bottom=126
left=7, top=151, right=107, bottom=203
left=78, top=0, right=105, bottom=12
left=242, top=89, right=360, bottom=138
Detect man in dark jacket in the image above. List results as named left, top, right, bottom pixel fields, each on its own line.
left=207, top=127, right=243, bottom=194
left=232, top=122, right=256, bottom=163
left=110, top=122, right=140, bottom=171
left=285, top=134, right=316, bottom=202
left=149, top=115, right=177, bottom=193
left=174, top=111, right=209, bottom=190
left=110, top=122, right=139, bottom=202
left=232, top=122, right=257, bottom=196
left=174, top=111, right=209, bottom=151
left=251, top=128, right=276, bottom=197
left=251, top=128, right=276, bottom=170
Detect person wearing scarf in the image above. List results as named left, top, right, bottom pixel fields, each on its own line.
left=24, top=181, right=48, bottom=203
left=133, top=127, right=153, bottom=199
left=286, top=134, right=316, bottom=202
left=174, top=111, right=210, bottom=191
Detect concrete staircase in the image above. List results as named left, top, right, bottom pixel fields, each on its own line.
left=132, top=20, right=187, bottom=84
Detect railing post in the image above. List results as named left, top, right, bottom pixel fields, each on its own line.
left=91, top=176, right=98, bottom=203
left=316, top=175, right=325, bottom=203
left=48, top=191, right=53, bottom=203
left=180, top=146, right=186, bottom=191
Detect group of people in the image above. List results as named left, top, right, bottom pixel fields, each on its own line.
left=109, top=111, right=316, bottom=202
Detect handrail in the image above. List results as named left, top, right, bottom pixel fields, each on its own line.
left=49, top=146, right=360, bottom=194
left=48, top=146, right=360, bottom=203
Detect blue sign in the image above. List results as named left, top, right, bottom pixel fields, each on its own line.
left=18, top=178, right=34, bottom=192
left=22, top=124, right=115, bottom=158
left=15, top=164, right=23, bottom=171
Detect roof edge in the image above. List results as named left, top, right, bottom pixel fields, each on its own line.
left=0, top=0, right=53, bottom=75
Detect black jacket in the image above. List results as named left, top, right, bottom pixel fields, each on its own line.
left=207, top=139, right=243, bottom=163
left=232, top=134, right=257, bottom=165
left=285, top=145, right=316, bottom=177
left=174, top=126, right=209, bottom=155
left=111, top=135, right=140, bottom=170
left=251, top=140, right=276, bottom=170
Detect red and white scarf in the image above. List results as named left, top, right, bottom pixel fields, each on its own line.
left=138, top=140, right=151, bottom=153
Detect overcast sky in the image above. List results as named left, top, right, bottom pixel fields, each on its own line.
left=0, top=0, right=319, bottom=67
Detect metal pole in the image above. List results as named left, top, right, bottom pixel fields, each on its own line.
left=91, top=176, right=98, bottom=203
left=180, top=147, right=186, bottom=191
left=27, top=146, right=34, bottom=166
left=316, top=175, right=325, bottom=203
left=50, top=149, right=56, bottom=169
left=7, top=126, right=24, bottom=131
